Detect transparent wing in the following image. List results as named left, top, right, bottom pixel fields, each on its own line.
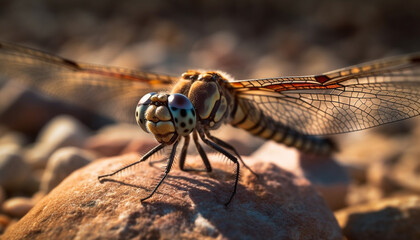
left=0, top=42, right=178, bottom=123
left=228, top=53, right=420, bottom=135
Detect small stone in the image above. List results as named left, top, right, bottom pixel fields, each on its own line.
left=0, top=130, right=28, bottom=149
left=335, top=195, right=420, bottom=240
left=3, top=153, right=342, bottom=239
left=0, top=185, right=5, bottom=205
left=390, top=150, right=420, bottom=193
left=0, top=214, right=11, bottom=234
left=25, top=115, right=91, bottom=168
left=0, top=146, right=31, bottom=191
left=121, top=138, right=158, bottom=155
left=2, top=197, right=34, bottom=218
left=253, top=141, right=350, bottom=210
left=0, top=82, right=113, bottom=137
left=85, top=123, right=147, bottom=157
left=41, top=147, right=95, bottom=193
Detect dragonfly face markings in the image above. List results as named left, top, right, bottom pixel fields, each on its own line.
left=0, top=42, right=419, bottom=205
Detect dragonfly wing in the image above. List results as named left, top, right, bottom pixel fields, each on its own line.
left=229, top=53, right=420, bottom=135
left=0, top=42, right=178, bottom=123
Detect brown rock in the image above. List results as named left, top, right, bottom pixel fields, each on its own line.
left=391, top=150, right=420, bottom=193
left=85, top=124, right=147, bottom=157
left=253, top=142, right=350, bottom=210
left=0, top=185, right=5, bottom=205
left=0, top=214, right=11, bottom=234
left=2, top=197, right=34, bottom=218
left=3, top=153, right=342, bottom=240
left=0, top=146, right=31, bottom=191
left=335, top=195, right=420, bottom=240
left=121, top=138, right=159, bottom=155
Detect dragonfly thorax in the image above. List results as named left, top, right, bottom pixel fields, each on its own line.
left=135, top=92, right=196, bottom=144
left=171, top=70, right=233, bottom=130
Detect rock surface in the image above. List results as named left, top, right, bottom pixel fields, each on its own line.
left=335, top=194, right=420, bottom=240
left=3, top=153, right=342, bottom=240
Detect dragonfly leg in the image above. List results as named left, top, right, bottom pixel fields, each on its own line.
left=204, top=130, right=258, bottom=178
left=178, top=135, right=190, bottom=169
left=198, top=129, right=239, bottom=206
left=179, top=131, right=212, bottom=172
left=98, top=143, right=166, bottom=179
left=141, top=140, right=179, bottom=202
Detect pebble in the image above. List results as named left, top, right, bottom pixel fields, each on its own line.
left=0, top=146, right=31, bottom=191
left=85, top=123, right=147, bottom=157
left=25, top=115, right=91, bottom=168
left=2, top=197, right=34, bottom=218
left=0, top=185, right=5, bottom=205
left=335, top=194, right=420, bottom=240
left=41, top=147, right=95, bottom=193
left=0, top=214, right=11, bottom=234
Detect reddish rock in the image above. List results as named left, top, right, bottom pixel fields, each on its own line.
left=335, top=195, right=420, bottom=240
left=85, top=124, right=147, bottom=157
left=253, top=142, right=350, bottom=210
left=0, top=214, right=11, bottom=234
left=120, top=138, right=157, bottom=155
left=3, top=153, right=341, bottom=240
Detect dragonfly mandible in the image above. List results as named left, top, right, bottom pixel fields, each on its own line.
left=0, top=42, right=419, bottom=205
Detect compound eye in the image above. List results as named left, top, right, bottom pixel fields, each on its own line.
left=168, top=94, right=196, bottom=136
left=135, top=92, right=156, bottom=132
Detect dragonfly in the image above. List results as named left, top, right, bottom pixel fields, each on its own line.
left=0, top=42, right=419, bottom=205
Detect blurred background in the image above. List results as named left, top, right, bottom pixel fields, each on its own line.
left=0, top=0, right=419, bottom=234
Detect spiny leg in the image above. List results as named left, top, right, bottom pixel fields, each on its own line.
left=98, top=143, right=165, bottom=179
left=179, top=131, right=212, bottom=172
left=204, top=129, right=258, bottom=178
left=198, top=129, right=239, bottom=206
left=141, top=140, right=179, bottom=202
left=178, top=135, right=190, bottom=170
left=189, top=130, right=212, bottom=172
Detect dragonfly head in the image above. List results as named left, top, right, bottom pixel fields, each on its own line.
left=135, top=92, right=196, bottom=145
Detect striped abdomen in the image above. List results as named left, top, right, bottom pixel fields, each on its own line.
left=229, top=99, right=337, bottom=155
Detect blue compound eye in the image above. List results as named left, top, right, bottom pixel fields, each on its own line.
left=135, top=92, right=156, bottom=132
left=168, top=94, right=196, bottom=136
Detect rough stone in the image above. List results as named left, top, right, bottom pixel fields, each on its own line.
left=2, top=197, right=34, bottom=218
left=252, top=141, right=350, bottom=210
left=335, top=194, right=420, bottom=240
left=3, top=153, right=342, bottom=240
left=25, top=115, right=91, bottom=168
left=0, top=146, right=31, bottom=191
left=40, top=147, right=95, bottom=193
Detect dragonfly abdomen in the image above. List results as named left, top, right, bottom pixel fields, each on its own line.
left=230, top=100, right=336, bottom=155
